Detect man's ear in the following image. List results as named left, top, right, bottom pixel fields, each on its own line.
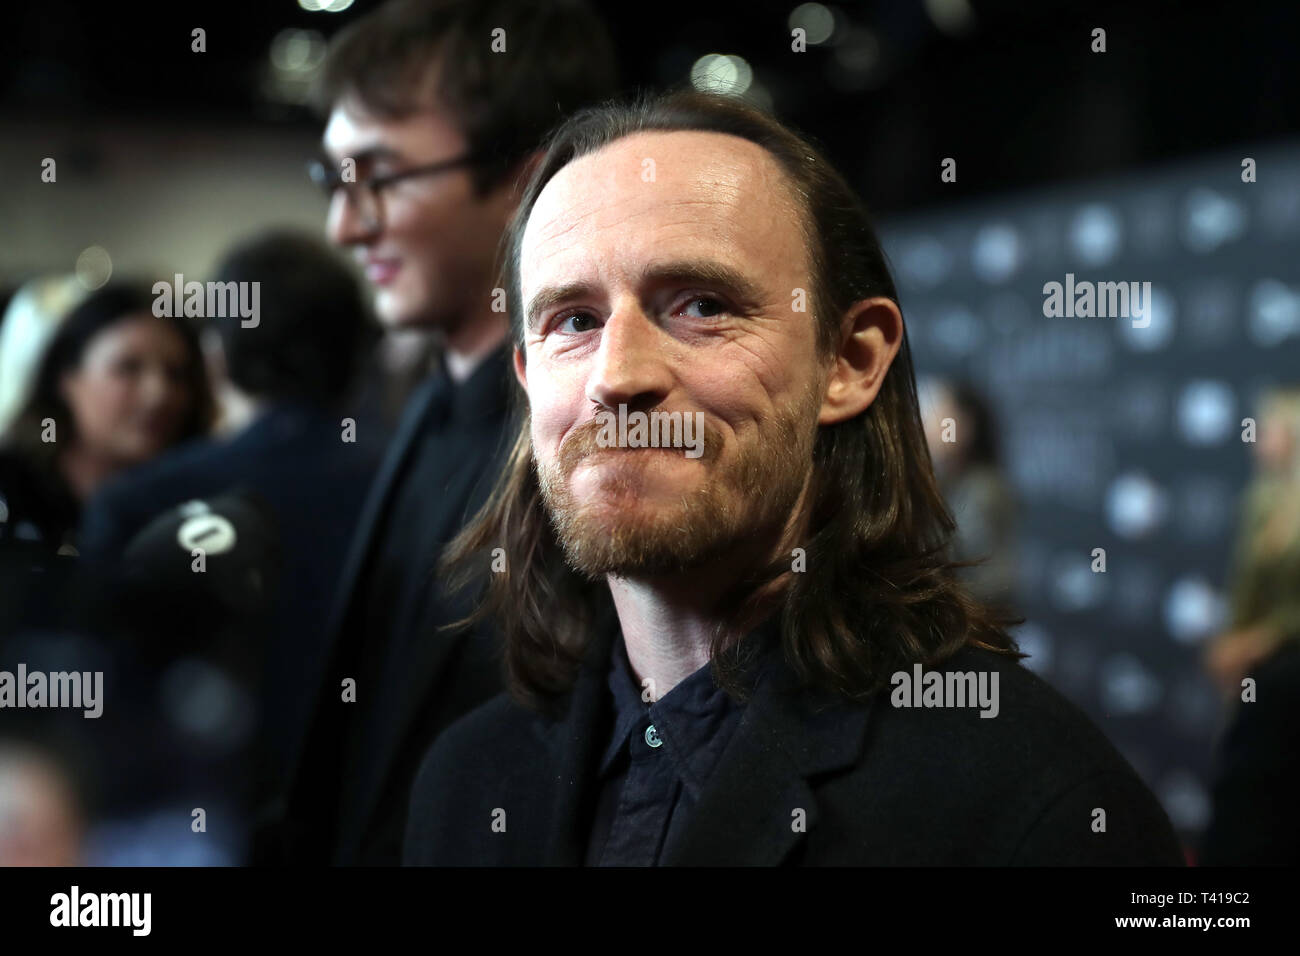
left=819, top=296, right=904, bottom=426
left=513, top=345, right=528, bottom=390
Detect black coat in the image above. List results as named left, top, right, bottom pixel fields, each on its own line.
left=405, top=622, right=1186, bottom=866
left=1199, top=640, right=1300, bottom=865
left=268, top=350, right=513, bottom=865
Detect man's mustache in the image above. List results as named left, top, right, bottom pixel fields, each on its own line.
left=556, top=410, right=726, bottom=474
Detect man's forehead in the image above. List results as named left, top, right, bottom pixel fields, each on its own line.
left=521, top=130, right=802, bottom=285
left=322, top=95, right=462, bottom=158
left=533, top=130, right=789, bottom=219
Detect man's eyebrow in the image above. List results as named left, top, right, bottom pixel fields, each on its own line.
left=639, top=259, right=766, bottom=305
left=524, top=259, right=765, bottom=331
left=525, top=280, right=597, bottom=332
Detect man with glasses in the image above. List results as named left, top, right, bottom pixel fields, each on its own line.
left=307, top=152, right=488, bottom=431
left=261, top=0, right=618, bottom=865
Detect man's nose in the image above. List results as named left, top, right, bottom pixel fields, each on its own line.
left=325, top=190, right=378, bottom=247
left=586, top=303, right=673, bottom=412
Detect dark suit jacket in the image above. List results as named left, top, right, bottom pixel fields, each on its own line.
left=269, top=349, right=513, bottom=865
left=79, top=401, right=383, bottom=784
left=1199, top=639, right=1300, bottom=865
left=406, top=622, right=1185, bottom=865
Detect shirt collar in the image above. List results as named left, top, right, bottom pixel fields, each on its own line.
left=600, top=636, right=650, bottom=774
left=597, top=615, right=778, bottom=797
left=431, top=342, right=513, bottom=426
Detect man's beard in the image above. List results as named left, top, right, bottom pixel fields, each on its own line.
left=535, top=397, right=820, bottom=579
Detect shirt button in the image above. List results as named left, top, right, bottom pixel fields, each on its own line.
left=644, top=724, right=663, bottom=748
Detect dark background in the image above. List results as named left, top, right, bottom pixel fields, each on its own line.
left=5, top=0, right=1299, bottom=214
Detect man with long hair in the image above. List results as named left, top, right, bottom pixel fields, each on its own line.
left=404, top=90, right=1183, bottom=866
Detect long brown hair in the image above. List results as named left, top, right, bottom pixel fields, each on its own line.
left=443, top=89, right=1024, bottom=711
left=2, top=282, right=214, bottom=471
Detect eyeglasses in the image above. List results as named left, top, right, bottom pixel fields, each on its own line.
left=307, top=153, right=481, bottom=228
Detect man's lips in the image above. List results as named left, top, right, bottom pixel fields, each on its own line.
left=579, top=446, right=686, bottom=461
left=365, top=259, right=401, bottom=285
left=569, top=446, right=700, bottom=482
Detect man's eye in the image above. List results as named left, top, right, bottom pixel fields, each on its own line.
left=681, top=296, right=726, bottom=318
left=555, top=312, right=599, bottom=334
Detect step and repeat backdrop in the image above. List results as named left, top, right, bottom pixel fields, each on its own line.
left=884, top=141, right=1300, bottom=842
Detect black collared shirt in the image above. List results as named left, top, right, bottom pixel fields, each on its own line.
left=585, top=632, right=759, bottom=866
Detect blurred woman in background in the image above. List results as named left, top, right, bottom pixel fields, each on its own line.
left=0, top=283, right=213, bottom=629
left=920, top=377, right=1019, bottom=611
left=1206, top=386, right=1300, bottom=692
left=1200, top=386, right=1300, bottom=864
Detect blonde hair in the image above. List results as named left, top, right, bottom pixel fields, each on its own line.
left=1248, top=387, right=1300, bottom=559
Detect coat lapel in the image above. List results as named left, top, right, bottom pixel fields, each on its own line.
left=353, top=356, right=516, bottom=839
left=351, top=458, right=506, bottom=836
left=543, top=620, right=617, bottom=865
left=665, top=654, right=875, bottom=866
left=325, top=376, right=444, bottom=647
